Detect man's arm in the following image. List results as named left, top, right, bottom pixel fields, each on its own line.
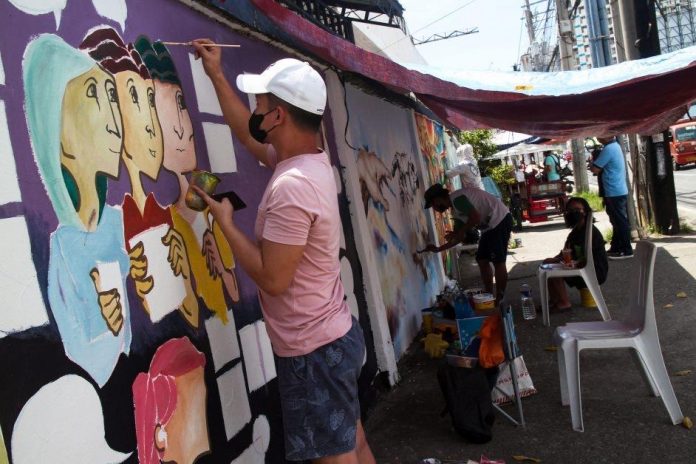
left=591, top=145, right=612, bottom=175
left=424, top=209, right=481, bottom=253
left=216, top=220, right=304, bottom=296
left=192, top=39, right=269, bottom=165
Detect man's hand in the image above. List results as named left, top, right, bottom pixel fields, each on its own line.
left=192, top=186, right=234, bottom=229
left=418, top=244, right=439, bottom=253
left=192, top=39, right=223, bottom=78
left=89, top=268, right=124, bottom=335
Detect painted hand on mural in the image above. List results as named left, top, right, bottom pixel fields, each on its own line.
left=162, top=227, right=190, bottom=279
left=202, top=230, right=224, bottom=279
left=357, top=148, right=392, bottom=213
left=203, top=229, right=240, bottom=303
left=89, top=268, right=124, bottom=335
left=162, top=227, right=200, bottom=327
left=128, top=241, right=154, bottom=313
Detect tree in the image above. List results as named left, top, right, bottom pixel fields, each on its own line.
left=457, top=129, right=497, bottom=160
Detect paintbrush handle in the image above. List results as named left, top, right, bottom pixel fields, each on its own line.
left=161, top=41, right=240, bottom=48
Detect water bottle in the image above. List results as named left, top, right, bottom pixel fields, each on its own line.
left=520, top=283, right=536, bottom=320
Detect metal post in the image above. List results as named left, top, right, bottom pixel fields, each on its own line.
left=631, top=0, right=680, bottom=234
left=556, top=0, right=589, bottom=191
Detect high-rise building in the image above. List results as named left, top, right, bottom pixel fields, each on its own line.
left=571, top=1, right=618, bottom=70
left=657, top=0, right=696, bottom=53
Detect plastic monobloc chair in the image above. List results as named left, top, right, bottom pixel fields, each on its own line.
left=554, top=241, right=683, bottom=432
left=538, top=210, right=611, bottom=326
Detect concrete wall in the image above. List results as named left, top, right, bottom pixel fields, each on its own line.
left=326, top=74, right=443, bottom=363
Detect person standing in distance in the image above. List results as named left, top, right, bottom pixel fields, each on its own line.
left=191, top=40, right=375, bottom=464
left=591, top=136, right=633, bottom=259
left=420, top=184, right=513, bottom=301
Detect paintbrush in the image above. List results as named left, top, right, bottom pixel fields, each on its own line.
left=161, top=41, right=240, bottom=48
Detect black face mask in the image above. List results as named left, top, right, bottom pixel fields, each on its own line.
left=564, top=210, right=584, bottom=228
left=248, top=108, right=278, bottom=144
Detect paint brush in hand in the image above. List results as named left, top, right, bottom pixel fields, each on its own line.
left=161, top=41, right=240, bottom=48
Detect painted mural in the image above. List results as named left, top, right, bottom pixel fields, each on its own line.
left=414, top=113, right=456, bottom=274
left=0, top=1, right=375, bottom=462
left=344, top=84, right=440, bottom=357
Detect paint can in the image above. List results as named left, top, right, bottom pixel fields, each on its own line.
left=186, top=170, right=221, bottom=211
left=421, top=309, right=433, bottom=334
left=464, top=287, right=482, bottom=308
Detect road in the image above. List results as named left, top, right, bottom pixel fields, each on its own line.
left=674, top=165, right=696, bottom=217
left=586, top=166, right=696, bottom=221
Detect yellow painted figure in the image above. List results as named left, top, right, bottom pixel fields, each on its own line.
left=135, top=36, right=239, bottom=322
left=81, top=27, right=199, bottom=327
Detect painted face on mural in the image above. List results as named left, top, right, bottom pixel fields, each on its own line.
left=156, top=366, right=210, bottom=463
left=61, top=65, right=122, bottom=178
left=155, top=80, right=196, bottom=173
left=115, top=70, right=163, bottom=180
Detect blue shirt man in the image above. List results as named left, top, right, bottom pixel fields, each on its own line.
left=593, top=140, right=628, bottom=197
left=591, top=137, right=632, bottom=259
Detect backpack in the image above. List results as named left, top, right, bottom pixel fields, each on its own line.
left=437, top=363, right=497, bottom=443
left=551, top=154, right=572, bottom=178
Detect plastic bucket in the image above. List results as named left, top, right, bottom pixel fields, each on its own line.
left=472, top=293, right=496, bottom=313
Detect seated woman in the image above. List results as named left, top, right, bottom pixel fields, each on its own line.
left=542, top=197, right=609, bottom=311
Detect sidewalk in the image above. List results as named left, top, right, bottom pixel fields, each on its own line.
left=364, top=213, right=696, bottom=463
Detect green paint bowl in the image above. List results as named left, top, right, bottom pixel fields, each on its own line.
left=186, top=170, right=221, bottom=211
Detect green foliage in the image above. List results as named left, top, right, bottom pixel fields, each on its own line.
left=575, top=191, right=604, bottom=212
left=603, top=228, right=613, bottom=244
left=487, top=164, right=516, bottom=204
left=457, top=129, right=497, bottom=160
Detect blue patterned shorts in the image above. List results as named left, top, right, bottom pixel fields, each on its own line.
left=275, top=317, right=365, bottom=461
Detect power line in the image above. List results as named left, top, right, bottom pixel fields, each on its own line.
left=381, top=0, right=479, bottom=51
left=413, top=28, right=480, bottom=45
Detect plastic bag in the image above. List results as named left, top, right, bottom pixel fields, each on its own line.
left=478, top=314, right=505, bottom=368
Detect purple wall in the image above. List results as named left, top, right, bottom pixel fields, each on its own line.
left=0, top=1, right=375, bottom=462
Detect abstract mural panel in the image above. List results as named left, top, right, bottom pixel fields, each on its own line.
left=343, top=84, right=441, bottom=357
left=414, top=113, right=456, bottom=273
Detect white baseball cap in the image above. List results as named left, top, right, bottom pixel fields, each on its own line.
left=236, top=58, right=326, bottom=115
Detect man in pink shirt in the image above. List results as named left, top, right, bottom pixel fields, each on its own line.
left=192, top=40, right=375, bottom=464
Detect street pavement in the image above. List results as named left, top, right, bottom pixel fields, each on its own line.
left=364, top=212, right=696, bottom=463
left=674, top=165, right=696, bottom=221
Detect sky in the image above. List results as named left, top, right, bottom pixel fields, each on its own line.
left=397, top=0, right=531, bottom=71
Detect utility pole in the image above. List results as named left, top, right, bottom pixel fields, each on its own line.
left=617, top=0, right=680, bottom=235
left=611, top=0, right=647, bottom=238
left=555, top=0, right=589, bottom=192
left=634, top=0, right=680, bottom=234
left=525, top=0, right=536, bottom=43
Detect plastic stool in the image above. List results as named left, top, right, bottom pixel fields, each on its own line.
left=580, top=288, right=597, bottom=308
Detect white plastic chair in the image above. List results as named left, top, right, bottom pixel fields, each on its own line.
left=554, top=241, right=683, bottom=432
left=538, top=210, right=610, bottom=326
